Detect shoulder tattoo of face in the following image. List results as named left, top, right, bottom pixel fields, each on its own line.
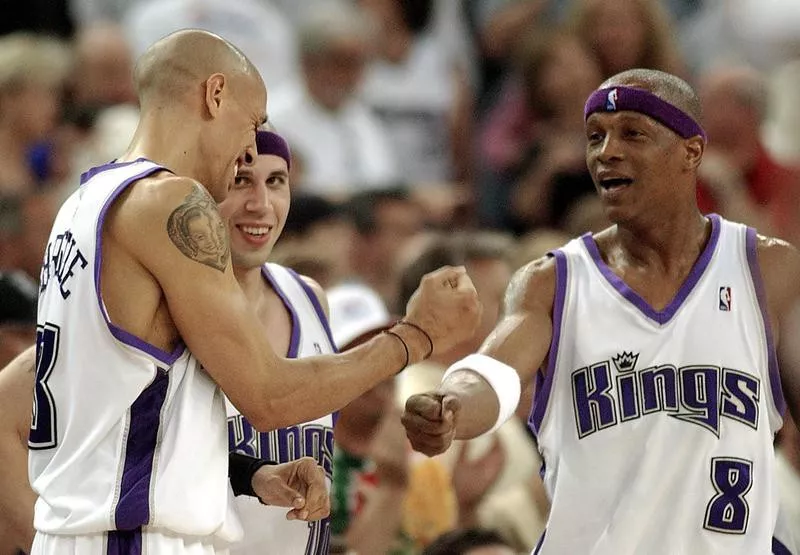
left=167, top=183, right=230, bottom=272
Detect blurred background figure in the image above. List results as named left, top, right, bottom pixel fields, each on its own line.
left=421, top=528, right=516, bottom=555
left=477, top=28, right=601, bottom=232
left=123, top=0, right=299, bottom=92
left=357, top=0, right=474, bottom=186
left=68, top=22, right=136, bottom=111
left=697, top=65, right=800, bottom=245
left=394, top=231, right=548, bottom=553
left=269, top=1, right=398, bottom=195
left=270, top=193, right=354, bottom=289
left=0, top=33, right=70, bottom=197
left=343, top=187, right=426, bottom=305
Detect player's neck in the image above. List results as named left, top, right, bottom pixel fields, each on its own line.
left=615, top=206, right=708, bottom=271
left=234, top=265, right=266, bottom=297
left=120, top=110, right=208, bottom=181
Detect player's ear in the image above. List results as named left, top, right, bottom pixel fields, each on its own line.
left=684, top=136, right=705, bottom=171
left=204, top=73, right=226, bottom=118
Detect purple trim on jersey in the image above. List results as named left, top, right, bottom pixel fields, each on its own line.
left=772, top=537, right=793, bottom=555
left=288, top=268, right=339, bottom=354
left=287, top=267, right=340, bottom=428
left=582, top=214, right=721, bottom=326
left=745, top=227, right=786, bottom=416
left=529, top=250, right=567, bottom=435
left=80, top=158, right=149, bottom=186
left=115, top=369, right=169, bottom=530
left=261, top=265, right=301, bottom=358
left=532, top=529, right=547, bottom=555
left=92, top=161, right=185, bottom=366
left=107, top=528, right=142, bottom=555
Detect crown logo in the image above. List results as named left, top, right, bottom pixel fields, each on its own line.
left=612, top=351, right=639, bottom=373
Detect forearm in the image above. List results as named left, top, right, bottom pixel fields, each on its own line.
left=345, top=486, right=405, bottom=555
left=440, top=369, right=502, bottom=440
left=253, top=329, right=424, bottom=431
left=0, top=441, right=35, bottom=551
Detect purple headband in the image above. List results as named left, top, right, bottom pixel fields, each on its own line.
left=584, top=86, right=706, bottom=141
left=255, top=130, right=291, bottom=169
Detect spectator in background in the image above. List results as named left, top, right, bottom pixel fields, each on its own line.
left=344, top=187, right=425, bottom=306
left=395, top=231, right=547, bottom=553
left=271, top=193, right=354, bottom=289
left=0, top=270, right=37, bottom=367
left=330, top=376, right=412, bottom=555
left=123, top=0, right=299, bottom=91
left=0, top=191, right=59, bottom=284
left=0, top=33, right=70, bottom=196
left=697, top=65, right=800, bottom=244
left=478, top=29, right=601, bottom=232
left=358, top=0, right=474, bottom=185
left=68, top=22, right=137, bottom=111
left=422, top=528, right=515, bottom=555
left=765, top=58, right=800, bottom=165
left=567, top=0, right=685, bottom=81
left=268, top=2, right=398, bottom=195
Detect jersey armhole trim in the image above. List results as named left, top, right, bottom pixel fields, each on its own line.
left=529, top=249, right=568, bottom=435
left=93, top=163, right=186, bottom=367
left=286, top=267, right=339, bottom=354
left=744, top=226, right=786, bottom=418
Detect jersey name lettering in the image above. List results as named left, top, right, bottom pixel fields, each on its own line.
left=572, top=357, right=759, bottom=438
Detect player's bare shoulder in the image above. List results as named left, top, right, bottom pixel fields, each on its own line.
left=755, top=232, right=800, bottom=316
left=505, top=254, right=558, bottom=316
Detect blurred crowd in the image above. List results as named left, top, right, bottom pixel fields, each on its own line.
left=1, top=0, right=800, bottom=553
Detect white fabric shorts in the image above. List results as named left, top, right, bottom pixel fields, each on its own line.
left=31, top=529, right=231, bottom=555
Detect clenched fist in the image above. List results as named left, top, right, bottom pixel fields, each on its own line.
left=251, top=457, right=330, bottom=521
left=401, top=393, right=461, bottom=457
left=403, top=266, right=481, bottom=357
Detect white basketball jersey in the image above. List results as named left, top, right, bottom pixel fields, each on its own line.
left=226, top=263, right=336, bottom=555
left=529, top=215, right=785, bottom=555
left=30, top=159, right=242, bottom=544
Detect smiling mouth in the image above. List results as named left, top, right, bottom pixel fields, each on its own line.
left=599, top=177, right=633, bottom=190
left=238, top=225, right=271, bottom=238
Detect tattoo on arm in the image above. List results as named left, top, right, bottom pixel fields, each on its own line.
left=167, top=184, right=230, bottom=272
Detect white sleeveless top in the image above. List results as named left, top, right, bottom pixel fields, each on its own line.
left=529, top=215, right=785, bottom=555
left=226, top=263, right=337, bottom=555
left=30, top=159, right=242, bottom=543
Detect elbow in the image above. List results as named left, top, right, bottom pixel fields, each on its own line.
left=244, top=400, right=296, bottom=433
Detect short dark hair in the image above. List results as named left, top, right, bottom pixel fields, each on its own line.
left=422, top=528, right=512, bottom=555
left=282, top=193, right=343, bottom=238
left=345, top=186, right=412, bottom=235
left=396, top=231, right=514, bottom=313
left=602, top=68, right=702, bottom=123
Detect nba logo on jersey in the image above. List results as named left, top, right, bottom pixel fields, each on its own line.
left=606, top=89, right=618, bottom=110
left=719, top=286, right=732, bottom=311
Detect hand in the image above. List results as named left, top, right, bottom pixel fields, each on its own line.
left=452, top=435, right=505, bottom=513
left=401, top=393, right=461, bottom=457
left=369, top=407, right=410, bottom=488
left=251, top=457, right=330, bottom=521
left=403, top=266, right=481, bottom=357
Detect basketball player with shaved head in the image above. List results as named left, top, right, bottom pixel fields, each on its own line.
left=0, top=130, right=341, bottom=555
left=30, top=29, right=480, bottom=554
left=403, top=68, right=800, bottom=554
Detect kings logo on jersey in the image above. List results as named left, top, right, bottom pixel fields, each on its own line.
left=572, top=351, right=760, bottom=439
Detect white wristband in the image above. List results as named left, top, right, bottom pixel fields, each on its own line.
left=442, top=353, right=521, bottom=434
